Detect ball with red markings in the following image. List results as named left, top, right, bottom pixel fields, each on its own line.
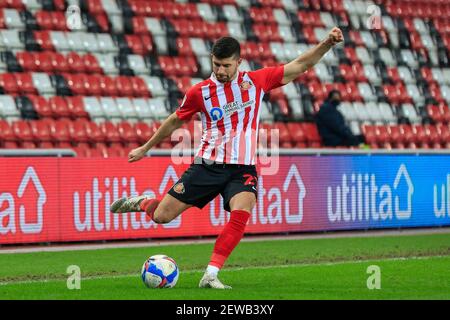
left=141, top=254, right=179, bottom=288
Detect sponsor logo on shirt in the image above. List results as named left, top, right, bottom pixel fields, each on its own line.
left=210, top=107, right=224, bottom=121
left=240, top=80, right=253, bottom=90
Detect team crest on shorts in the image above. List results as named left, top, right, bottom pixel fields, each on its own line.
left=240, top=81, right=253, bottom=90
left=173, top=182, right=185, bottom=194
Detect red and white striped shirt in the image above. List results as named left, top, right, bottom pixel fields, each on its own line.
left=175, top=66, right=284, bottom=165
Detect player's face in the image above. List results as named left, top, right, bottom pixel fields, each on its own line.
left=211, top=55, right=242, bottom=83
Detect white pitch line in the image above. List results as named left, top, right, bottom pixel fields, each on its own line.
left=0, top=255, right=447, bottom=287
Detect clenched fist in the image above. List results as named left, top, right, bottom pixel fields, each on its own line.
left=128, top=146, right=148, bottom=163
left=327, top=27, right=344, bottom=46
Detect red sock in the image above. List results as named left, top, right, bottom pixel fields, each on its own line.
left=139, top=198, right=160, bottom=220
left=209, top=210, right=250, bottom=269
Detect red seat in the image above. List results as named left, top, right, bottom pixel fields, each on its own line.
left=125, top=34, right=145, bottom=55
left=16, top=73, right=36, bottom=94
left=21, top=141, right=37, bottom=149
left=50, top=119, right=71, bottom=144
left=66, top=96, right=89, bottom=119
left=30, top=120, right=51, bottom=143
left=130, top=76, right=150, bottom=97
left=131, top=17, right=149, bottom=34
left=35, top=10, right=53, bottom=30
left=412, top=124, right=429, bottom=147
left=0, top=120, right=17, bottom=142
left=69, top=119, right=89, bottom=143
left=83, top=54, right=102, bottom=74
left=50, top=52, right=69, bottom=73
left=99, top=75, right=117, bottom=96
left=35, top=52, right=53, bottom=73
left=87, top=0, right=105, bottom=15
left=377, top=125, right=390, bottom=144
left=399, top=124, right=415, bottom=145
left=286, top=122, right=306, bottom=145
left=94, top=13, right=110, bottom=32
left=362, top=124, right=378, bottom=145
left=2, top=141, right=19, bottom=149
left=0, top=73, right=18, bottom=93
left=99, top=121, right=121, bottom=143
left=135, top=122, right=153, bottom=143
left=51, top=11, right=67, bottom=31
left=85, top=121, right=106, bottom=143
left=65, top=73, right=87, bottom=96
left=158, top=56, right=176, bottom=77
left=12, top=120, right=33, bottom=142
left=16, top=52, right=35, bottom=71
left=66, top=52, right=85, bottom=73
left=141, top=34, right=154, bottom=54
left=28, top=95, right=52, bottom=118
left=388, top=125, right=404, bottom=147
left=273, top=122, right=292, bottom=147
left=33, top=31, right=54, bottom=51
left=175, top=37, right=194, bottom=56
left=115, top=76, right=134, bottom=97
left=48, top=96, right=71, bottom=118
left=339, top=64, right=356, bottom=82
left=117, top=121, right=139, bottom=143
left=84, top=74, right=102, bottom=96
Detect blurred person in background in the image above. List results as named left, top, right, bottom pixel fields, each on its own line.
left=315, top=90, right=366, bottom=148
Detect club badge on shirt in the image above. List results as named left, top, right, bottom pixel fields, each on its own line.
left=240, top=81, right=253, bottom=90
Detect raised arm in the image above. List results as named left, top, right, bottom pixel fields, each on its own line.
left=128, top=112, right=185, bottom=162
left=281, top=27, right=344, bottom=85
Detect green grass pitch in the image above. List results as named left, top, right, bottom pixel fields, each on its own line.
left=0, top=232, right=449, bottom=300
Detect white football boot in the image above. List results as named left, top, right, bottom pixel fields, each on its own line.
left=199, top=273, right=232, bottom=289
left=110, top=195, right=149, bottom=213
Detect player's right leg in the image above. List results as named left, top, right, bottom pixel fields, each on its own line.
left=110, top=193, right=191, bottom=224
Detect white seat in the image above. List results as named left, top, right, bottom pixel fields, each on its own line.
left=191, top=78, right=202, bottom=87
left=398, top=66, right=414, bottom=84
left=82, top=96, right=105, bottom=120
left=442, top=69, right=450, bottom=85
left=280, top=0, right=298, bottom=12
left=360, top=31, right=378, bottom=49
left=343, top=0, right=357, bottom=14
left=153, top=35, right=168, bottom=55
left=320, top=12, right=335, bottom=28
left=406, top=84, right=424, bottom=105
left=314, top=28, right=328, bottom=43
left=226, top=22, right=246, bottom=41
left=358, top=82, right=377, bottom=102
left=431, top=68, right=445, bottom=85
left=282, top=43, right=299, bottom=61
left=413, top=18, right=428, bottom=34
left=440, top=85, right=450, bottom=104
left=198, top=56, right=212, bottom=77
left=96, top=33, right=119, bottom=53
left=148, top=98, right=170, bottom=120
left=401, top=104, right=421, bottom=124
left=240, top=59, right=251, bottom=72
left=379, top=48, right=396, bottom=67
left=365, top=101, right=384, bottom=122
left=0, top=95, right=20, bottom=119
left=350, top=121, right=362, bottom=135
left=323, top=48, right=339, bottom=65
left=22, top=0, right=42, bottom=10
left=100, top=97, right=122, bottom=120
left=222, top=5, right=243, bottom=23
left=282, top=82, right=298, bottom=99
left=289, top=98, right=303, bottom=120
left=93, top=53, right=119, bottom=75
left=338, top=102, right=357, bottom=121
left=352, top=102, right=371, bottom=122
left=428, top=49, right=439, bottom=67
left=388, top=32, right=399, bottom=48
left=80, top=32, right=99, bottom=52
left=116, top=97, right=138, bottom=120
left=363, top=64, right=381, bottom=85
left=109, top=15, right=124, bottom=33
left=190, top=38, right=209, bottom=57
left=382, top=15, right=397, bottom=32
left=270, top=42, right=287, bottom=62
left=100, top=0, right=121, bottom=15
left=356, top=46, right=373, bottom=64
left=259, top=101, right=273, bottom=122
left=31, top=73, right=55, bottom=95
left=349, top=14, right=362, bottom=30
left=400, top=49, right=418, bottom=68
left=196, top=3, right=217, bottom=22
left=420, top=34, right=435, bottom=51
left=144, top=18, right=165, bottom=37
left=140, top=75, right=167, bottom=97
left=314, top=62, right=334, bottom=82
left=378, top=102, right=397, bottom=124
left=4, top=9, right=24, bottom=29
left=279, top=26, right=296, bottom=43
left=66, top=32, right=85, bottom=52
left=49, top=31, right=69, bottom=52
left=132, top=98, right=153, bottom=120
left=274, top=9, right=290, bottom=26
left=1, top=30, right=23, bottom=50
left=127, top=55, right=148, bottom=75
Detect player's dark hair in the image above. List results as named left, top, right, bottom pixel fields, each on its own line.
left=211, top=37, right=241, bottom=59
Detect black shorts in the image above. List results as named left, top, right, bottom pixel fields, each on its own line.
left=168, top=157, right=258, bottom=212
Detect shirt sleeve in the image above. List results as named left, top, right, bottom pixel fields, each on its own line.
left=248, top=65, right=285, bottom=92
left=175, top=86, right=202, bottom=121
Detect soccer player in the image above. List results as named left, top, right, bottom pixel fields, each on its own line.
left=111, top=27, right=344, bottom=289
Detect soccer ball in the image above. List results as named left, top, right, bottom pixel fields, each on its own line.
left=141, top=254, right=179, bottom=288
